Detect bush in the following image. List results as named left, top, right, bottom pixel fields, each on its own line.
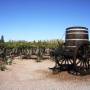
left=36, top=57, right=42, bottom=62
left=6, top=58, right=13, bottom=65
left=0, top=61, right=6, bottom=71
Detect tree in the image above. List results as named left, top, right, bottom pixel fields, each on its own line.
left=0, top=35, right=4, bottom=43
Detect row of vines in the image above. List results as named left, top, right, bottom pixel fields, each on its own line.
left=0, top=35, right=64, bottom=71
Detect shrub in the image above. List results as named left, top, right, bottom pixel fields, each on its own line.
left=0, top=61, right=6, bottom=71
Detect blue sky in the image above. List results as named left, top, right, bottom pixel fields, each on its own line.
left=0, top=0, right=90, bottom=41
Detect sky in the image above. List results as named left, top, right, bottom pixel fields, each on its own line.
left=0, top=0, right=90, bottom=41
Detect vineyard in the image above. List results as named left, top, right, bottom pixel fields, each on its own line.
left=0, top=35, right=63, bottom=70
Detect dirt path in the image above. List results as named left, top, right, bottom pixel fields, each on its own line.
left=0, top=59, right=90, bottom=90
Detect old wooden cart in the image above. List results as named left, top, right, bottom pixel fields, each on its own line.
left=50, top=26, right=90, bottom=75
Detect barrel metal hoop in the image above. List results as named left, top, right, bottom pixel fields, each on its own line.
left=66, top=33, right=88, bottom=35
left=66, top=27, right=88, bottom=30
left=66, top=29, right=88, bottom=31
left=66, top=39, right=89, bottom=41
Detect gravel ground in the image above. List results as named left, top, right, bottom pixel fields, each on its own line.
left=0, top=58, right=90, bottom=90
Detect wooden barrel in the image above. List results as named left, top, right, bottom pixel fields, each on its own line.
left=65, top=26, right=89, bottom=49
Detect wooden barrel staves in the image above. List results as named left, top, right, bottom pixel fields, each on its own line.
left=65, top=26, right=89, bottom=49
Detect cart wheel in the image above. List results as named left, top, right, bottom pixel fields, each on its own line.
left=56, top=55, right=73, bottom=65
left=75, top=58, right=90, bottom=75
left=68, top=70, right=80, bottom=76
left=75, top=44, right=90, bottom=75
left=68, top=64, right=81, bottom=76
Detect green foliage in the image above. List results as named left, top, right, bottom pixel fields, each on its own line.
left=0, top=61, right=6, bottom=71
left=5, top=39, right=64, bottom=49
